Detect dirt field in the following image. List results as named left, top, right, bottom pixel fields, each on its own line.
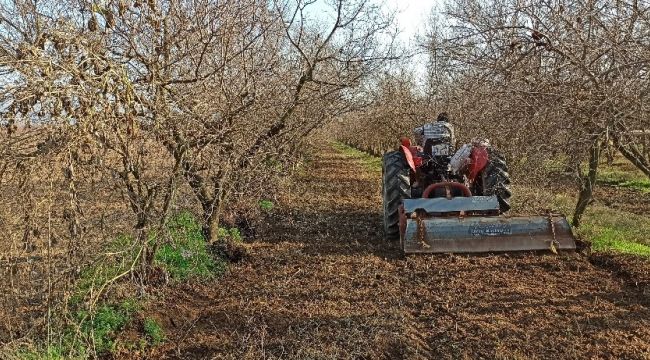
left=137, top=145, right=650, bottom=359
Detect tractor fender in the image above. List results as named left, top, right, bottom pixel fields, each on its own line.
left=400, top=145, right=417, bottom=171
left=469, top=146, right=489, bottom=181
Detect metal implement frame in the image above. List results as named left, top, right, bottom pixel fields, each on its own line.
left=399, top=197, right=577, bottom=254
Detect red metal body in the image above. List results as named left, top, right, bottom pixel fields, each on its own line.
left=401, top=144, right=424, bottom=168
left=468, top=146, right=489, bottom=182
left=400, top=141, right=488, bottom=184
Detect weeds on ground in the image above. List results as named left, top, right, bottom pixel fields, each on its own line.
left=18, top=212, right=229, bottom=358
left=597, top=169, right=650, bottom=193
left=553, top=194, right=650, bottom=256
left=16, top=345, right=69, bottom=360
left=155, top=211, right=227, bottom=280
left=70, top=235, right=141, bottom=306
left=17, top=298, right=139, bottom=359
left=217, top=226, right=243, bottom=243
left=143, top=318, right=165, bottom=345
left=75, top=300, right=138, bottom=354
left=596, top=156, right=650, bottom=193
left=576, top=207, right=650, bottom=256
left=259, top=199, right=275, bottom=211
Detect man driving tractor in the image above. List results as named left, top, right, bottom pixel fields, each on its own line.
left=413, top=112, right=455, bottom=156
left=382, top=111, right=575, bottom=254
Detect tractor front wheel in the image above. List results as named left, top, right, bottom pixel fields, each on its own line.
left=382, top=150, right=411, bottom=241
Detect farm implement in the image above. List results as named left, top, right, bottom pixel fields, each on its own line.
left=382, top=136, right=576, bottom=254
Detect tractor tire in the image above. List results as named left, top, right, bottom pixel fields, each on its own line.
left=382, top=150, right=411, bottom=241
left=482, top=148, right=512, bottom=213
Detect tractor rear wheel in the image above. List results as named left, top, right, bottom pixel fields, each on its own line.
left=382, top=150, right=411, bottom=241
left=481, top=148, right=512, bottom=212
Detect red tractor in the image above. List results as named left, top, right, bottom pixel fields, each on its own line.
left=382, top=136, right=575, bottom=253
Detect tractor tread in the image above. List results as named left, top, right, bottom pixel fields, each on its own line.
left=382, top=151, right=411, bottom=241
left=483, top=147, right=512, bottom=212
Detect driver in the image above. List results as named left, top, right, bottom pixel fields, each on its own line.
left=413, top=112, right=455, bottom=156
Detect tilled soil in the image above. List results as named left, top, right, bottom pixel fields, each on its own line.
left=142, top=145, right=650, bottom=360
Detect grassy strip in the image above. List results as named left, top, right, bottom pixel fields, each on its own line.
left=598, top=169, right=650, bottom=193
left=575, top=207, right=650, bottom=256
left=552, top=194, right=650, bottom=256
left=155, top=211, right=227, bottom=280
left=332, top=142, right=382, bottom=172
left=597, top=156, right=650, bottom=193
left=580, top=157, right=650, bottom=254
left=19, top=212, right=235, bottom=359
left=585, top=227, right=650, bottom=256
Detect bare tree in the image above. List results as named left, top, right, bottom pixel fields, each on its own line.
left=0, top=0, right=398, bottom=344
left=158, top=0, right=398, bottom=241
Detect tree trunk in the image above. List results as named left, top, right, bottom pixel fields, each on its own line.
left=611, top=125, right=650, bottom=178
left=203, top=206, right=221, bottom=244
left=200, top=176, right=229, bottom=243
left=572, top=138, right=601, bottom=227
left=180, top=155, right=231, bottom=243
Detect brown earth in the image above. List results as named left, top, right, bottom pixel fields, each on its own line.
left=134, top=145, right=650, bottom=360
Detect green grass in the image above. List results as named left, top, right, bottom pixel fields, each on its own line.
left=332, top=142, right=382, bottom=172
left=597, top=156, right=650, bottom=193
left=16, top=345, right=70, bottom=360
left=576, top=206, right=650, bottom=256
left=584, top=227, right=650, bottom=255
left=552, top=194, right=650, bottom=257
left=143, top=318, right=165, bottom=345
left=587, top=157, right=650, bottom=254
left=217, top=226, right=243, bottom=243
left=597, top=169, right=650, bottom=193
left=155, top=211, right=227, bottom=280
left=78, top=301, right=135, bottom=354
left=18, top=299, right=140, bottom=359
left=70, top=235, right=141, bottom=305
left=259, top=199, right=274, bottom=211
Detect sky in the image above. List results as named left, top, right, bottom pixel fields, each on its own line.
left=388, top=0, right=441, bottom=46
left=387, top=0, right=443, bottom=86
left=306, top=0, right=443, bottom=84
left=305, top=0, right=442, bottom=46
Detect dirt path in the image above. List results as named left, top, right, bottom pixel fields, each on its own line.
left=145, top=145, right=650, bottom=359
